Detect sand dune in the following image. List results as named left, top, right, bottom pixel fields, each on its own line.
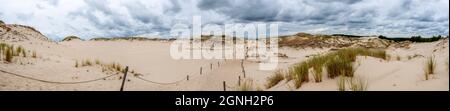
left=0, top=22, right=448, bottom=91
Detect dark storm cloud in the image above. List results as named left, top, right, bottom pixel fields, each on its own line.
left=164, top=0, right=182, bottom=14
left=195, top=0, right=448, bottom=36
left=197, top=0, right=231, bottom=10
left=198, top=0, right=281, bottom=22
left=124, top=1, right=161, bottom=24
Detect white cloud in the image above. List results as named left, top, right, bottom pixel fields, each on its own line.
left=0, top=0, right=448, bottom=40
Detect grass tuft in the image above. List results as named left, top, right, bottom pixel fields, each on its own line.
left=337, top=76, right=346, bottom=91
left=32, top=51, right=37, bottom=58
left=337, top=76, right=368, bottom=91
left=291, top=62, right=309, bottom=88
left=265, top=70, right=285, bottom=89
left=348, top=77, right=368, bottom=91
left=326, top=56, right=354, bottom=78
left=424, top=55, right=436, bottom=80
left=236, top=79, right=254, bottom=91
left=268, top=47, right=385, bottom=89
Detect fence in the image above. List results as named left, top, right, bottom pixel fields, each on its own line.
left=0, top=59, right=241, bottom=91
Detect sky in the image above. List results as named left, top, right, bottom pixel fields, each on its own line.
left=0, top=0, right=448, bottom=40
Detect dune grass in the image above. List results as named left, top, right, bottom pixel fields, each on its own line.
left=308, top=56, right=327, bottom=82
left=337, top=76, right=367, bottom=91
left=4, top=45, right=13, bottom=62
left=265, top=70, right=285, bottom=89
left=82, top=59, right=92, bottom=66
left=326, top=56, right=354, bottom=78
left=75, top=60, right=79, bottom=67
left=348, top=77, right=367, bottom=91
left=236, top=79, right=254, bottom=91
left=32, top=51, right=37, bottom=58
left=95, top=59, right=101, bottom=65
left=266, top=47, right=386, bottom=89
left=424, top=55, right=436, bottom=80
left=337, top=76, right=346, bottom=91
left=290, top=62, right=309, bottom=88
left=0, top=42, right=32, bottom=63
left=75, top=59, right=125, bottom=73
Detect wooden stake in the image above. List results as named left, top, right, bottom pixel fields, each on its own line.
left=238, top=76, right=241, bottom=86
left=120, top=66, right=129, bottom=91
left=223, top=81, right=226, bottom=91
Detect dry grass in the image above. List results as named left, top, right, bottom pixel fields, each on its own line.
left=424, top=55, right=436, bottom=80
left=265, top=70, right=285, bottom=89
left=32, top=51, right=37, bottom=58
left=348, top=77, right=368, bottom=91
left=326, top=56, right=354, bottom=78
left=308, top=56, right=327, bottom=82
left=337, top=76, right=368, bottom=91
left=236, top=79, right=254, bottom=91
left=0, top=42, right=32, bottom=63
left=95, top=59, right=101, bottom=65
left=337, top=76, right=346, bottom=91
left=75, top=59, right=125, bottom=73
left=82, top=59, right=92, bottom=66
left=269, top=47, right=385, bottom=89
left=291, top=62, right=309, bottom=88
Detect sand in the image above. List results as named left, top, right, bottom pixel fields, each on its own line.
left=0, top=24, right=448, bottom=91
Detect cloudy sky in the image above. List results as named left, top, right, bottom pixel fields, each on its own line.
left=0, top=0, right=448, bottom=40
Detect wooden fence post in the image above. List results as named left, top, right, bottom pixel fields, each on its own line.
left=238, top=76, right=241, bottom=86
left=120, top=66, right=129, bottom=91
left=241, top=60, right=246, bottom=78
left=223, top=81, right=226, bottom=91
